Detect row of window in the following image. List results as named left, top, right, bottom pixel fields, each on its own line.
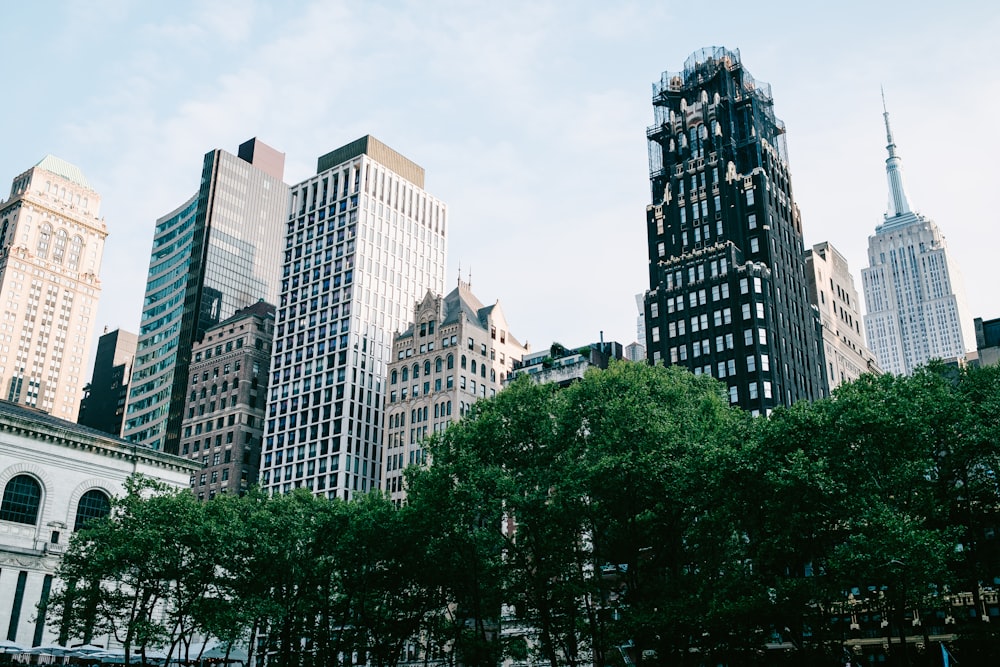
left=0, top=474, right=109, bottom=530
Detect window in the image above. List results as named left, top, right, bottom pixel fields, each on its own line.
left=73, top=489, right=111, bottom=531
left=0, top=475, right=42, bottom=524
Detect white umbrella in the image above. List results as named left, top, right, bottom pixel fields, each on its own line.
left=202, top=644, right=248, bottom=662
left=25, top=643, right=73, bottom=656
left=0, top=640, right=26, bottom=653
left=70, top=644, right=107, bottom=655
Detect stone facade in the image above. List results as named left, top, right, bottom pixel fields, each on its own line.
left=805, top=242, right=879, bottom=390
left=179, top=302, right=274, bottom=499
left=382, top=281, right=526, bottom=503
left=0, top=400, right=196, bottom=646
left=0, top=157, right=107, bottom=419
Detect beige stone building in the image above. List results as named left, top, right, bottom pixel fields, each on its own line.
left=382, top=281, right=526, bottom=503
left=805, top=241, right=879, bottom=390
left=0, top=157, right=107, bottom=419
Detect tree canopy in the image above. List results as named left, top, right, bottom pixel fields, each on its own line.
left=48, top=361, right=1000, bottom=667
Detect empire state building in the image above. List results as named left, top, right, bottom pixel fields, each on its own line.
left=861, top=97, right=974, bottom=375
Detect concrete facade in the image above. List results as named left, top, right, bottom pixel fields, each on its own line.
left=805, top=242, right=879, bottom=390
left=261, top=136, right=446, bottom=500
left=0, top=157, right=107, bottom=420
left=0, top=400, right=196, bottom=647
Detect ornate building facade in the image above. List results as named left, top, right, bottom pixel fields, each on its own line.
left=642, top=47, right=826, bottom=413
left=0, top=157, right=107, bottom=419
left=382, top=281, right=525, bottom=503
left=861, top=103, right=974, bottom=375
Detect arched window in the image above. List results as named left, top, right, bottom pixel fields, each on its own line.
left=52, top=229, right=68, bottom=264
left=0, top=475, right=42, bottom=525
left=74, top=489, right=111, bottom=531
left=471, top=360, right=477, bottom=374
left=402, top=367, right=409, bottom=382
left=391, top=370, right=398, bottom=384
left=412, top=364, right=420, bottom=379
left=221, top=380, right=228, bottom=392
left=461, top=355, right=467, bottom=369
left=435, top=357, right=442, bottom=373
left=37, top=223, right=52, bottom=259
left=447, top=354, right=454, bottom=370
left=423, top=360, right=430, bottom=376
left=68, top=235, right=83, bottom=270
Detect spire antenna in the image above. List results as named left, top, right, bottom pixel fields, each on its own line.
left=881, top=88, right=912, bottom=218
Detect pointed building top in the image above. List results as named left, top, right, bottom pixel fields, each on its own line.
left=881, top=90, right=912, bottom=218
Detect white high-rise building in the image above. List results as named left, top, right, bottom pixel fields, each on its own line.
left=806, top=241, right=879, bottom=390
left=861, top=101, right=974, bottom=376
left=261, top=136, right=446, bottom=499
left=0, top=157, right=107, bottom=418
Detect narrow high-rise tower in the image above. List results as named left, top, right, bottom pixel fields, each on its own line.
left=78, top=328, right=138, bottom=435
left=0, top=157, right=107, bottom=418
left=122, top=139, right=288, bottom=452
left=805, top=241, right=880, bottom=389
left=861, top=99, right=974, bottom=375
left=260, top=136, right=447, bottom=499
left=643, top=47, right=826, bottom=413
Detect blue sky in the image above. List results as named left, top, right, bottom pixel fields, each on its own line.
left=3, top=1, right=998, bottom=363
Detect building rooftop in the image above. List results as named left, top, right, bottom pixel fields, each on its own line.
left=34, top=155, right=92, bottom=190
left=316, top=135, right=425, bottom=188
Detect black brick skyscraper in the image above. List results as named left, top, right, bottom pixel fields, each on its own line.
left=643, top=47, right=826, bottom=413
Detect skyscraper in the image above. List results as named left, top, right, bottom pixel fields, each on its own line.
left=861, top=100, right=974, bottom=376
left=642, top=47, right=826, bottom=413
left=78, top=327, right=138, bottom=435
left=180, top=301, right=275, bottom=500
left=260, top=136, right=446, bottom=499
left=805, top=242, right=879, bottom=390
left=0, top=157, right=107, bottom=418
left=382, top=281, right=526, bottom=503
left=122, top=139, right=288, bottom=452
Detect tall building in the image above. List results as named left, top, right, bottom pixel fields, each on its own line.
left=0, top=157, right=107, bottom=418
left=78, top=327, right=138, bottom=435
left=642, top=47, right=826, bottom=414
left=261, top=136, right=446, bottom=500
left=805, top=242, right=880, bottom=390
left=179, top=302, right=274, bottom=500
left=382, top=281, right=526, bottom=503
left=861, top=101, right=974, bottom=376
left=122, top=139, right=288, bottom=453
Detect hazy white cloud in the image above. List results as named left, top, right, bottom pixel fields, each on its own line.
left=3, top=0, right=1000, bottom=371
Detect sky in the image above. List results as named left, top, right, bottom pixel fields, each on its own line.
left=3, top=1, right=999, bottom=368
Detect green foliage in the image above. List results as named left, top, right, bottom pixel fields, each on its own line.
left=46, top=362, right=1000, bottom=666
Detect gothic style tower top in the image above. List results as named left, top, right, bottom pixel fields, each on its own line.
left=882, top=89, right=912, bottom=219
